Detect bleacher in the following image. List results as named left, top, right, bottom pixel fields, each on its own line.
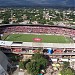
left=1, top=25, right=75, bottom=37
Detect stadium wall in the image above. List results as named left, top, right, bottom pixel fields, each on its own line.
left=0, top=40, right=75, bottom=48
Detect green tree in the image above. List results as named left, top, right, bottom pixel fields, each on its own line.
left=17, top=18, right=23, bottom=22
left=63, top=61, right=70, bottom=68
left=26, top=53, right=48, bottom=75
left=48, top=21, right=54, bottom=25
left=60, top=68, right=75, bottom=75
left=2, top=18, right=9, bottom=24
left=23, top=59, right=30, bottom=69
left=19, top=61, right=25, bottom=69
left=38, top=19, right=46, bottom=24
left=60, top=61, right=75, bottom=75
left=26, top=61, right=40, bottom=75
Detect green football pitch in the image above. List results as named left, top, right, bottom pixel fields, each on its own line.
left=4, top=34, right=73, bottom=43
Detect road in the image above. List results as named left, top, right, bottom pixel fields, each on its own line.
left=12, top=68, right=31, bottom=75
left=12, top=68, right=19, bottom=75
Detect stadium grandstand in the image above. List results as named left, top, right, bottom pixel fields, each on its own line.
left=0, top=24, right=75, bottom=63
left=0, top=24, right=75, bottom=37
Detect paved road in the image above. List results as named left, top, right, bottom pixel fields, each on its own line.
left=12, top=68, right=31, bottom=75
left=12, top=68, right=19, bottom=75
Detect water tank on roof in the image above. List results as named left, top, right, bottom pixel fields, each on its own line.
left=47, top=48, right=53, bottom=54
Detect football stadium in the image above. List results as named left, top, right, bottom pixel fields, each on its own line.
left=0, top=24, right=74, bottom=43
left=0, top=24, right=75, bottom=62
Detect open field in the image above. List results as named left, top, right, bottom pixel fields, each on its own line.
left=4, top=34, right=73, bottom=43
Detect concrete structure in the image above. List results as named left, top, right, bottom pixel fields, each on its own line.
left=1, top=40, right=75, bottom=48
left=0, top=51, right=10, bottom=75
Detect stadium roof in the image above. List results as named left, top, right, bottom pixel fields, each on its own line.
left=0, top=24, right=75, bottom=30
left=0, top=40, right=75, bottom=48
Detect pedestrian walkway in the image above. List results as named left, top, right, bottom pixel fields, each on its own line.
left=12, top=68, right=31, bottom=75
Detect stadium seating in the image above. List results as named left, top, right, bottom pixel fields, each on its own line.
left=1, top=25, right=75, bottom=37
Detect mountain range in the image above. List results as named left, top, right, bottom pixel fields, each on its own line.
left=0, top=0, right=75, bottom=8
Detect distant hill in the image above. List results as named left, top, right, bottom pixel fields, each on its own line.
left=0, top=0, right=75, bottom=8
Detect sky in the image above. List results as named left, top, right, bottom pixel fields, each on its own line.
left=0, top=0, right=74, bottom=7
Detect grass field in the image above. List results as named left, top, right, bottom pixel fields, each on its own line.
left=4, top=34, right=73, bottom=43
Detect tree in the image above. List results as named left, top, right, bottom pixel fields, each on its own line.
left=60, top=68, right=75, bottom=75
left=26, top=61, right=40, bottom=75
left=26, top=53, right=48, bottom=75
left=48, top=21, right=54, bottom=25
left=17, top=18, right=23, bottom=22
left=63, top=61, right=70, bottom=68
left=2, top=18, right=9, bottom=24
left=38, top=18, right=46, bottom=24
left=19, top=61, right=24, bottom=69
left=23, top=59, right=30, bottom=69
left=60, top=61, right=75, bottom=75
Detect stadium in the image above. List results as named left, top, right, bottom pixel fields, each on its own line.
left=0, top=24, right=75, bottom=62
